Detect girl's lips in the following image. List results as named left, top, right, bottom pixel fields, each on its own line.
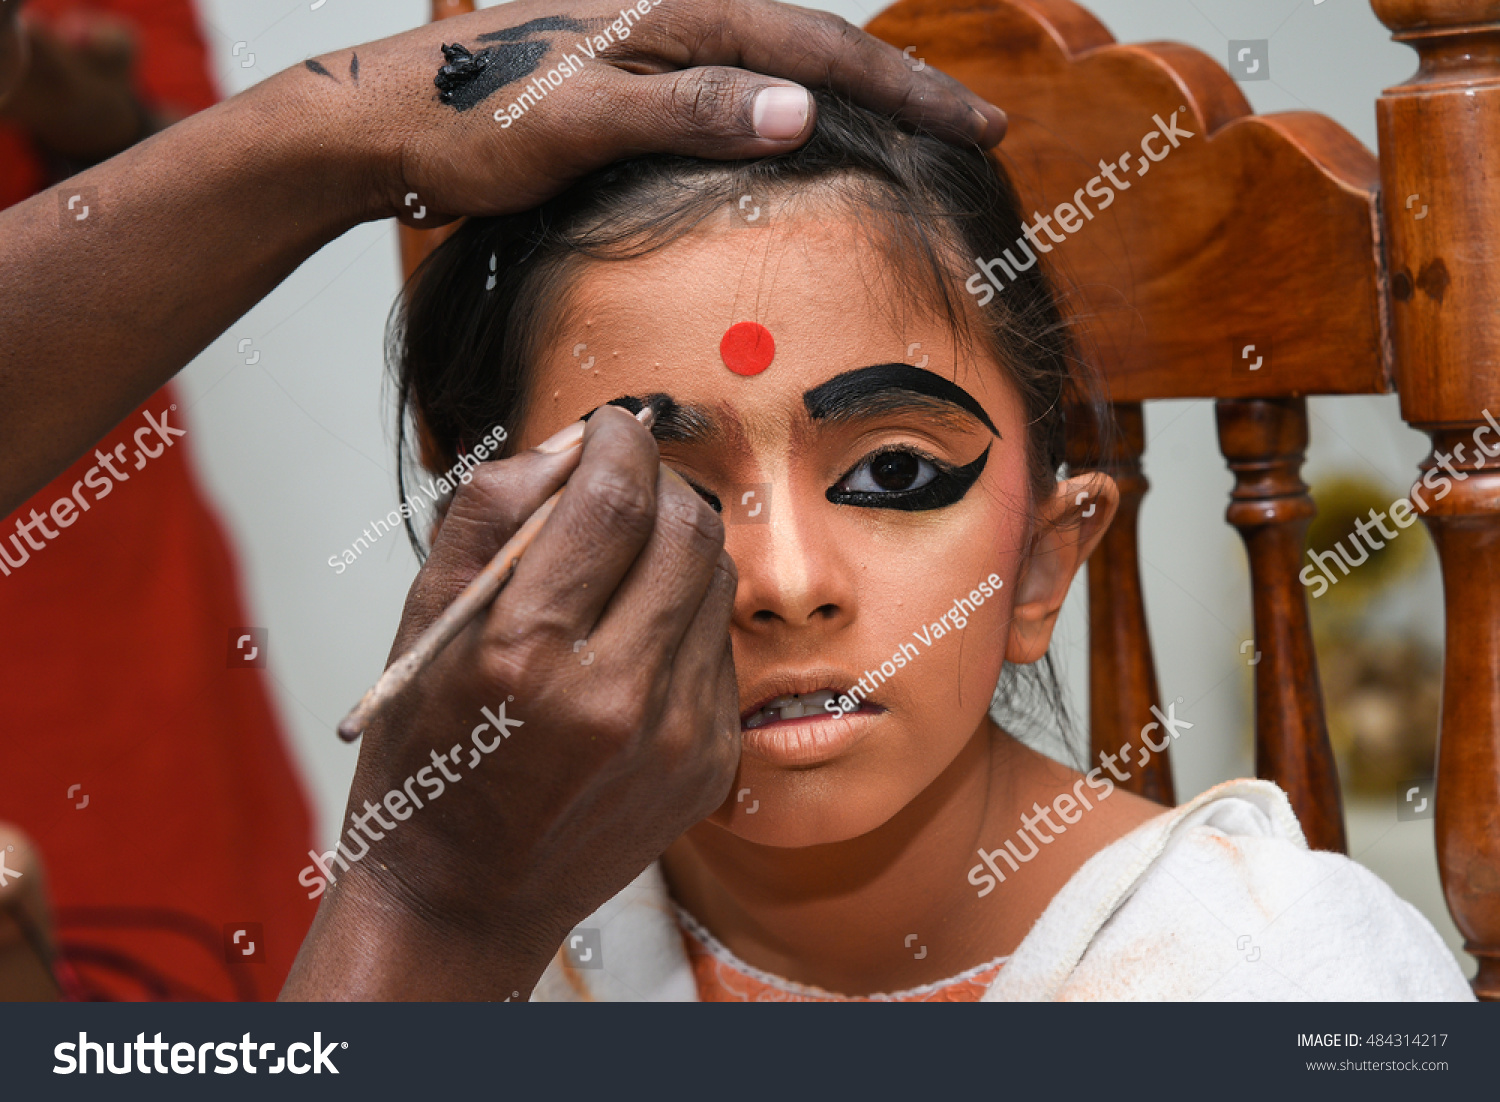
left=742, top=689, right=844, bottom=730
left=739, top=702, right=885, bottom=767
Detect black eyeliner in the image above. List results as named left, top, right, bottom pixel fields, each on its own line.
left=828, top=445, right=991, bottom=512
left=679, top=477, right=722, bottom=513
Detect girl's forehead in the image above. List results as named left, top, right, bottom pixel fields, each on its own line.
left=548, top=215, right=1008, bottom=414
left=566, top=213, right=897, bottom=331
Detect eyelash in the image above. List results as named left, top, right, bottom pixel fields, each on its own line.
left=679, top=476, right=723, bottom=514
left=672, top=445, right=990, bottom=516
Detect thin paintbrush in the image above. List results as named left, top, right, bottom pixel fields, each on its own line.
left=337, top=405, right=656, bottom=742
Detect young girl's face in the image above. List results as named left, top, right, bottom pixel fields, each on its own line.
left=515, top=207, right=1048, bottom=847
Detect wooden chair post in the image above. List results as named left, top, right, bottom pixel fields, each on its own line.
left=1216, top=398, right=1346, bottom=852
left=1372, top=0, right=1500, bottom=1000
left=1069, top=401, right=1174, bottom=804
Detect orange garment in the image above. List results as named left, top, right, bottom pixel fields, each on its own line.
left=0, top=0, right=316, bottom=1000
left=677, top=911, right=1006, bottom=1003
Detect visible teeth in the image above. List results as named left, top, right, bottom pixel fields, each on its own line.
left=744, top=690, right=841, bottom=729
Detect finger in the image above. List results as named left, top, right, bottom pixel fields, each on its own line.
left=0, top=826, right=44, bottom=910
left=669, top=546, right=740, bottom=727
left=625, top=0, right=1005, bottom=147
left=663, top=547, right=742, bottom=816
left=592, top=64, right=817, bottom=157
left=494, top=405, right=662, bottom=633
left=411, top=422, right=586, bottom=622
left=588, top=464, right=725, bottom=671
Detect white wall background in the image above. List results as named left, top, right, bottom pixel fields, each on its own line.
left=180, top=0, right=1465, bottom=968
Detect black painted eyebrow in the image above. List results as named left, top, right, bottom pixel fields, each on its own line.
left=584, top=394, right=718, bottom=444
left=802, top=364, right=1000, bottom=437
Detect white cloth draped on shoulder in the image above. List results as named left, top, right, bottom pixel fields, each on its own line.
left=532, top=779, right=1474, bottom=1002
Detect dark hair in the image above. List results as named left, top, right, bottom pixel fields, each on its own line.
left=390, top=92, right=1104, bottom=763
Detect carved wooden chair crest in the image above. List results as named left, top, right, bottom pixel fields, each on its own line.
left=408, top=0, right=1499, bottom=999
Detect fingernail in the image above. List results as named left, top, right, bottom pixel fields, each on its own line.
left=972, top=104, right=1007, bottom=145
left=753, top=86, right=809, bottom=140
left=535, top=419, right=586, bottom=455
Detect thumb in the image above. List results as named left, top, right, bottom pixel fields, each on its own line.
left=606, top=67, right=813, bottom=159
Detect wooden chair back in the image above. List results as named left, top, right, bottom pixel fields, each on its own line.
left=404, top=0, right=1500, bottom=999
left=867, top=0, right=1499, bottom=999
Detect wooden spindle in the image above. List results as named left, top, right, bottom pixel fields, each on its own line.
left=1372, top=0, right=1500, bottom=999
left=1069, top=402, right=1174, bottom=804
left=1415, top=434, right=1500, bottom=999
left=1216, top=398, right=1346, bottom=853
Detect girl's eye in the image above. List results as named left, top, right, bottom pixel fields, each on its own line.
left=678, top=474, right=722, bottom=513
left=829, top=445, right=990, bottom=512
left=840, top=450, right=937, bottom=495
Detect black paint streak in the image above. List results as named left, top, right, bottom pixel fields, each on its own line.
left=434, top=17, right=598, bottom=112
left=477, top=15, right=590, bottom=43
left=350, top=52, right=360, bottom=85
left=434, top=40, right=548, bottom=111
left=304, top=59, right=338, bottom=82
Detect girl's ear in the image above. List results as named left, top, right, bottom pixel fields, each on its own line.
left=1005, top=472, right=1119, bottom=665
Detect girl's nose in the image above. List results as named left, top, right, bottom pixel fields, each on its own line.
left=729, top=481, right=857, bottom=636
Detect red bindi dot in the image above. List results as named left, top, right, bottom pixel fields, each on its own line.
left=720, top=322, right=775, bottom=376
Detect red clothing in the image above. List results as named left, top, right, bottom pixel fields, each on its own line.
left=0, top=0, right=316, bottom=1000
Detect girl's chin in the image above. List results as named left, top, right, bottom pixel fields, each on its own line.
left=708, top=730, right=915, bottom=849
left=708, top=795, right=898, bottom=849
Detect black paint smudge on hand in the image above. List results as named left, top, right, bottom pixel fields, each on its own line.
left=476, top=15, right=590, bottom=43
left=434, top=16, right=596, bottom=112
left=350, top=52, right=360, bottom=84
left=305, top=58, right=337, bottom=82
left=434, top=41, right=549, bottom=111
